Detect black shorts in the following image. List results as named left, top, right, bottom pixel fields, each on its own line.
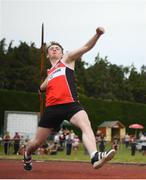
left=38, top=102, right=84, bottom=131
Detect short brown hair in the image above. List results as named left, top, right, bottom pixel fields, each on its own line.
left=47, top=41, right=64, bottom=53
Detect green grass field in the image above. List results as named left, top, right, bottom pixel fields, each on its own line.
left=0, top=142, right=146, bottom=164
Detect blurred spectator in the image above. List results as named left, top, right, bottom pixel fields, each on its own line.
left=54, top=133, right=60, bottom=144
left=13, top=132, right=21, bottom=154
left=49, top=142, right=58, bottom=155
left=124, top=134, right=130, bottom=148
left=98, top=134, right=105, bottom=152
left=96, top=130, right=102, bottom=143
left=112, top=137, right=119, bottom=152
left=138, top=131, right=143, bottom=139
left=66, top=132, right=73, bottom=155
left=72, top=135, right=80, bottom=151
left=140, top=133, right=146, bottom=141
left=70, top=130, right=75, bottom=139
left=3, top=132, right=11, bottom=155
left=130, top=135, right=136, bottom=156
left=59, top=129, right=65, bottom=150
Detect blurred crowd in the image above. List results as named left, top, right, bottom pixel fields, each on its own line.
left=95, top=130, right=146, bottom=156
left=0, top=129, right=81, bottom=156
left=0, top=129, right=146, bottom=156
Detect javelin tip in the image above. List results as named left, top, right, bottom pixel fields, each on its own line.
left=41, top=23, right=44, bottom=46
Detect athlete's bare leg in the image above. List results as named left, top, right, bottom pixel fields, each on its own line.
left=70, top=110, right=115, bottom=169
left=26, top=127, right=53, bottom=157
left=70, top=110, right=97, bottom=156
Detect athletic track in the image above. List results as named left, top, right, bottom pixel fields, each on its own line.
left=0, top=160, right=146, bottom=179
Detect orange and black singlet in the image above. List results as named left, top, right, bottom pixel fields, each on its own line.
left=45, top=60, right=78, bottom=107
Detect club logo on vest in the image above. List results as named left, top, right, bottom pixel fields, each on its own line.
left=48, top=67, right=66, bottom=81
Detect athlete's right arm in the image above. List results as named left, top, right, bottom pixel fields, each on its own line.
left=40, top=76, right=48, bottom=91
left=65, top=27, right=105, bottom=62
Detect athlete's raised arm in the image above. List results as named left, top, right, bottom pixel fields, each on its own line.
left=63, top=27, right=105, bottom=64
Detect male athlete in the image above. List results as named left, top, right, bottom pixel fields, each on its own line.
left=23, top=27, right=115, bottom=171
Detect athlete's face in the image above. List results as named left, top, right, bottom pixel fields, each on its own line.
left=47, top=45, right=63, bottom=60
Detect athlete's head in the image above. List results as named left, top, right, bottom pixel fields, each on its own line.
left=46, top=41, right=64, bottom=60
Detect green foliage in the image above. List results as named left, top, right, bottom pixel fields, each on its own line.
left=0, top=39, right=49, bottom=92
left=0, top=39, right=146, bottom=103
left=79, top=95, right=146, bottom=134
left=83, top=54, right=146, bottom=103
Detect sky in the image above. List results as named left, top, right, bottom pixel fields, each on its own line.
left=1, top=0, right=146, bottom=70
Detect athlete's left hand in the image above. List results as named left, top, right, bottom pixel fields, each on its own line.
left=38, top=87, right=42, bottom=96
left=96, top=27, right=105, bottom=35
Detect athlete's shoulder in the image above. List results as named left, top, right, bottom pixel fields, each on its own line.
left=61, top=53, right=75, bottom=70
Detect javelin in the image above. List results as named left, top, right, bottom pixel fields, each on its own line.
left=40, top=23, right=45, bottom=117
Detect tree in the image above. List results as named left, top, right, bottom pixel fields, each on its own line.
left=0, top=39, right=146, bottom=104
